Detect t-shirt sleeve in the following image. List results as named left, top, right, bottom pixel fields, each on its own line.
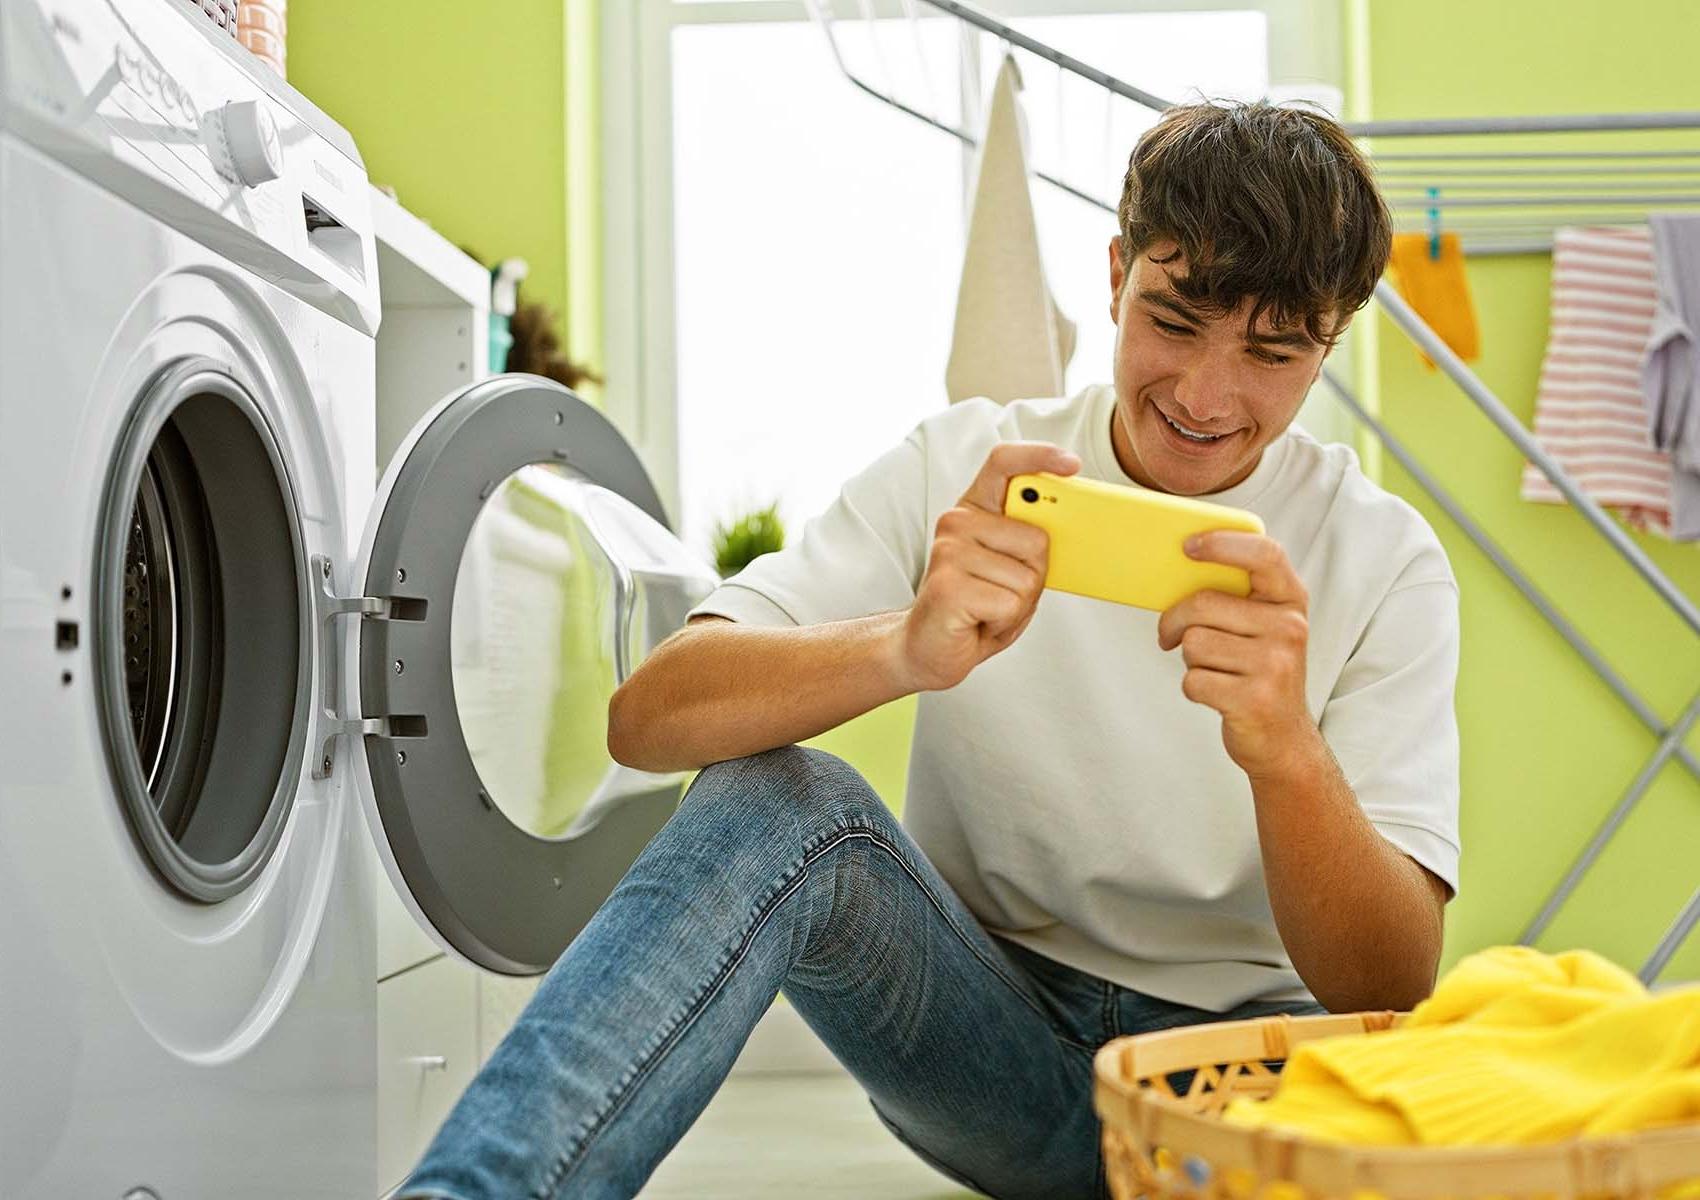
left=686, top=425, right=931, bottom=628
left=1319, top=576, right=1463, bottom=898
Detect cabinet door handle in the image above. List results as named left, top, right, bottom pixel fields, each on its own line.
left=406, top=1054, right=448, bottom=1071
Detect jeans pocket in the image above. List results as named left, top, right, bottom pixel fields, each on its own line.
left=868, top=1099, right=993, bottom=1196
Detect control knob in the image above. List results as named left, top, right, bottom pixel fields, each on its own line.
left=205, top=99, right=283, bottom=188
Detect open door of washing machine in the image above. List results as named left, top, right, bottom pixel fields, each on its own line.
left=334, top=374, right=720, bottom=976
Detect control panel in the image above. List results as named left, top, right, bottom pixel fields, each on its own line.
left=0, top=0, right=379, bottom=334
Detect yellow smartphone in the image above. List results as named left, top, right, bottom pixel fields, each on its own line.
left=1003, top=472, right=1266, bottom=612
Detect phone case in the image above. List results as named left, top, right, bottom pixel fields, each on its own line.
left=1002, top=471, right=1266, bottom=611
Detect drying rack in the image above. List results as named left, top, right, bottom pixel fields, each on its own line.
left=804, top=0, right=1700, bottom=983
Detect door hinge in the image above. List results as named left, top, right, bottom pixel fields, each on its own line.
left=311, top=553, right=419, bottom=779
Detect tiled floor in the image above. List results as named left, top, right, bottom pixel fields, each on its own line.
left=638, top=1071, right=978, bottom=1199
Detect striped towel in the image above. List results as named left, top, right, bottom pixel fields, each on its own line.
left=1521, top=226, right=1672, bottom=536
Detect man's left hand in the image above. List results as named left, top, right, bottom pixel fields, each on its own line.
left=1156, top=531, right=1318, bottom=781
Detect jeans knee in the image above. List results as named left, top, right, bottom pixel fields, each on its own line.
left=685, top=745, right=891, bottom=843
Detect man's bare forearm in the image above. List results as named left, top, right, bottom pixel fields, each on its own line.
left=607, top=611, right=919, bottom=773
left=1249, top=728, right=1447, bottom=1013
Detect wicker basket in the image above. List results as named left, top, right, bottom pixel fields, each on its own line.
left=1093, top=1010, right=1700, bottom=1199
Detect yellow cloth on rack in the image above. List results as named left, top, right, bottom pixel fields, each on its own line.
left=1222, top=946, right=1700, bottom=1146
left=1388, top=231, right=1481, bottom=368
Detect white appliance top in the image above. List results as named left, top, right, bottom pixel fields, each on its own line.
left=0, top=0, right=379, bottom=333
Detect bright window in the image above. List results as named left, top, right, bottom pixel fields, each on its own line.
left=671, top=19, right=963, bottom=557
left=608, top=2, right=1333, bottom=560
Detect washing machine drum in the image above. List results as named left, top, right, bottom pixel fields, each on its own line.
left=95, top=365, right=719, bottom=975
left=95, top=361, right=311, bottom=903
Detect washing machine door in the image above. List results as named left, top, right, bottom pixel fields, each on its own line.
left=342, top=374, right=720, bottom=975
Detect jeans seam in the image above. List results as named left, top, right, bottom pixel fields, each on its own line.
left=533, top=856, right=813, bottom=1199
left=814, top=821, right=1095, bottom=1055
left=869, top=1097, right=998, bottom=1196
left=537, top=817, right=1090, bottom=1198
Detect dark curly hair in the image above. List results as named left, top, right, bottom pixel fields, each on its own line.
left=1116, top=100, right=1390, bottom=348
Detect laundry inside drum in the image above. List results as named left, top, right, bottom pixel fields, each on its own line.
left=450, top=463, right=627, bottom=843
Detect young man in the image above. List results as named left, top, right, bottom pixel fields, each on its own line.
left=401, top=101, right=1459, bottom=1200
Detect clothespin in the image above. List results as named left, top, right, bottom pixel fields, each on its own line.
left=1427, top=187, right=1442, bottom=261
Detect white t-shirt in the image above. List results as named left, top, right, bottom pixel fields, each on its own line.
left=687, top=383, right=1461, bottom=1011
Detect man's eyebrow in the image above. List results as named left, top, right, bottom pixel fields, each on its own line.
left=1246, top=328, right=1318, bottom=350
left=1137, top=289, right=1205, bottom=325
left=1139, top=288, right=1319, bottom=350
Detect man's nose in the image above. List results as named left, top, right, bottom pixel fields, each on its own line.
left=1170, top=350, right=1241, bottom=424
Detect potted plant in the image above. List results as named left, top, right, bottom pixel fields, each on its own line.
left=710, top=501, right=786, bottom=578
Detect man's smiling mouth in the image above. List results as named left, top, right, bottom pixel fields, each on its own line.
left=1157, top=407, right=1230, bottom=443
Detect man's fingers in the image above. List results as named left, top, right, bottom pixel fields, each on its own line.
left=1180, top=666, right=1238, bottom=710
left=934, top=505, right=1050, bottom=575
left=1176, top=626, right=1259, bottom=674
left=939, top=539, right=1044, bottom=599
left=950, top=572, right=1026, bottom=636
left=958, top=441, right=1082, bottom=514
left=1185, top=531, right=1307, bottom=605
left=1157, top=590, right=1266, bottom=650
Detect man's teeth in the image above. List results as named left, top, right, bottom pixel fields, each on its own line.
left=1161, top=410, right=1225, bottom=442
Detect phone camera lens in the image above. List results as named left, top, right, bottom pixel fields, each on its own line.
left=1020, top=487, right=1039, bottom=504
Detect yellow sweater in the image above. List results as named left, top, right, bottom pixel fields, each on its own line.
left=1223, top=946, right=1700, bottom=1146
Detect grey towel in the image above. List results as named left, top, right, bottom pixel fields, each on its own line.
left=1641, top=213, right=1700, bottom=541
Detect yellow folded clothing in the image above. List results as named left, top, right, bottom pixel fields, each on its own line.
left=1388, top=231, right=1481, bottom=369
left=1223, top=946, right=1700, bottom=1146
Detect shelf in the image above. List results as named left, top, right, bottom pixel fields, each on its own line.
left=370, top=186, right=489, bottom=311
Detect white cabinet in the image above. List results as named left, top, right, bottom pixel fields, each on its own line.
left=371, top=185, right=490, bottom=467
left=477, top=972, right=544, bottom=1065
left=376, top=955, right=479, bottom=1196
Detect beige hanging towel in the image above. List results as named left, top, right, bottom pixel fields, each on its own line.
left=945, top=55, right=1076, bottom=405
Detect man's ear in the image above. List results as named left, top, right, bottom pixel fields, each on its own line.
left=1108, top=237, right=1127, bottom=324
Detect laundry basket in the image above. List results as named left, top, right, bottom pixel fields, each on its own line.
left=1092, top=1010, right=1700, bottom=1199
left=185, top=0, right=238, bottom=38
left=235, top=0, right=286, bottom=76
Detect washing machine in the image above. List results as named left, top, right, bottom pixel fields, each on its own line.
left=0, top=1, right=716, bottom=1196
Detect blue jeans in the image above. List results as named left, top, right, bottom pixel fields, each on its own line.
left=398, top=746, right=1324, bottom=1200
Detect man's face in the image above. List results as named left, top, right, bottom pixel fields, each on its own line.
left=1107, top=238, right=1334, bottom=496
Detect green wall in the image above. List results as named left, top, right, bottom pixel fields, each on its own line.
left=287, top=1, right=571, bottom=320
left=1359, top=0, right=1700, bottom=980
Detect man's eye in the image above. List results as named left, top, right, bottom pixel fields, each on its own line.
left=1251, top=348, right=1293, bottom=366
left=1151, top=317, right=1192, bottom=336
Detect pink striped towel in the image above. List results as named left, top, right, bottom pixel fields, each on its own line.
left=1521, top=225, right=1672, bottom=536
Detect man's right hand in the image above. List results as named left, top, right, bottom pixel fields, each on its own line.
left=895, top=442, right=1082, bottom=692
